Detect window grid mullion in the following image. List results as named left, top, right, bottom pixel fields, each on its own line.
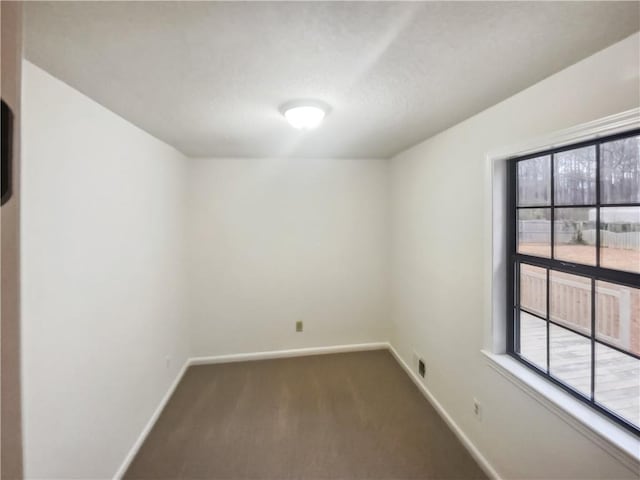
left=513, top=253, right=639, bottom=287
left=546, top=267, right=550, bottom=373
left=591, top=140, right=600, bottom=403
left=596, top=143, right=601, bottom=267
left=590, top=278, right=596, bottom=401
left=548, top=153, right=554, bottom=375
left=517, top=202, right=640, bottom=209
left=550, top=153, right=555, bottom=261
left=515, top=262, right=521, bottom=354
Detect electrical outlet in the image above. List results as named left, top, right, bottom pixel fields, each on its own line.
left=418, top=359, right=426, bottom=378
left=296, top=320, right=303, bottom=332
left=473, top=398, right=482, bottom=421
left=165, top=356, right=171, bottom=369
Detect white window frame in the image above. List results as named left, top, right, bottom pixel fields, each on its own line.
left=482, top=108, right=640, bottom=472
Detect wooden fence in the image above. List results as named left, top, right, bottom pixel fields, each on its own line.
left=582, top=230, right=640, bottom=250
left=518, top=221, right=640, bottom=250
left=521, top=268, right=634, bottom=352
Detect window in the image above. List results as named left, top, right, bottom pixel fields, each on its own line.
left=507, top=129, right=640, bottom=436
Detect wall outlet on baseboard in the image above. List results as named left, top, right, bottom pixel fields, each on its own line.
left=296, top=320, right=303, bottom=332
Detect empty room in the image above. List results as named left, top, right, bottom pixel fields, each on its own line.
left=2, top=1, right=640, bottom=479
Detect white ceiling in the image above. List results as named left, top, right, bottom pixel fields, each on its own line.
left=25, top=1, right=640, bottom=159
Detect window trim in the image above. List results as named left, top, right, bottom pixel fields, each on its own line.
left=506, top=128, right=640, bottom=436
left=483, top=108, right=640, bottom=468
left=482, top=349, right=640, bottom=472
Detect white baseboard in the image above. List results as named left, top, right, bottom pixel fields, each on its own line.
left=114, top=342, right=498, bottom=480
left=189, top=342, right=389, bottom=366
left=113, top=359, right=189, bottom=480
left=388, top=344, right=501, bottom=480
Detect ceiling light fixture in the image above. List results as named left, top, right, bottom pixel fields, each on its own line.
left=281, top=101, right=329, bottom=130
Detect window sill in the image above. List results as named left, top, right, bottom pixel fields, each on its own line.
left=481, top=350, right=640, bottom=472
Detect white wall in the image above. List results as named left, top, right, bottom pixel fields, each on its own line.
left=21, top=61, right=190, bottom=479
left=389, top=33, right=640, bottom=480
left=187, top=157, right=389, bottom=357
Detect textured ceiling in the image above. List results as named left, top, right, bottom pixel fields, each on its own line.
left=25, top=1, right=640, bottom=159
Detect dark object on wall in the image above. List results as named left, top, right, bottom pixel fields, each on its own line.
left=1, top=99, right=13, bottom=206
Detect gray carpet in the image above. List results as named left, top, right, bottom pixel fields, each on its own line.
left=124, top=350, right=487, bottom=479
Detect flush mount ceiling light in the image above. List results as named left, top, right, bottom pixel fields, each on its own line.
left=281, top=101, right=329, bottom=130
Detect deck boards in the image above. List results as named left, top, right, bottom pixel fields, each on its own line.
left=520, top=315, right=639, bottom=427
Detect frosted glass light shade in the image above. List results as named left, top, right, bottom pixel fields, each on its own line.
left=282, top=102, right=328, bottom=130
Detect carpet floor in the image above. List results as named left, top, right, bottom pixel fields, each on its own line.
left=124, top=349, right=487, bottom=479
